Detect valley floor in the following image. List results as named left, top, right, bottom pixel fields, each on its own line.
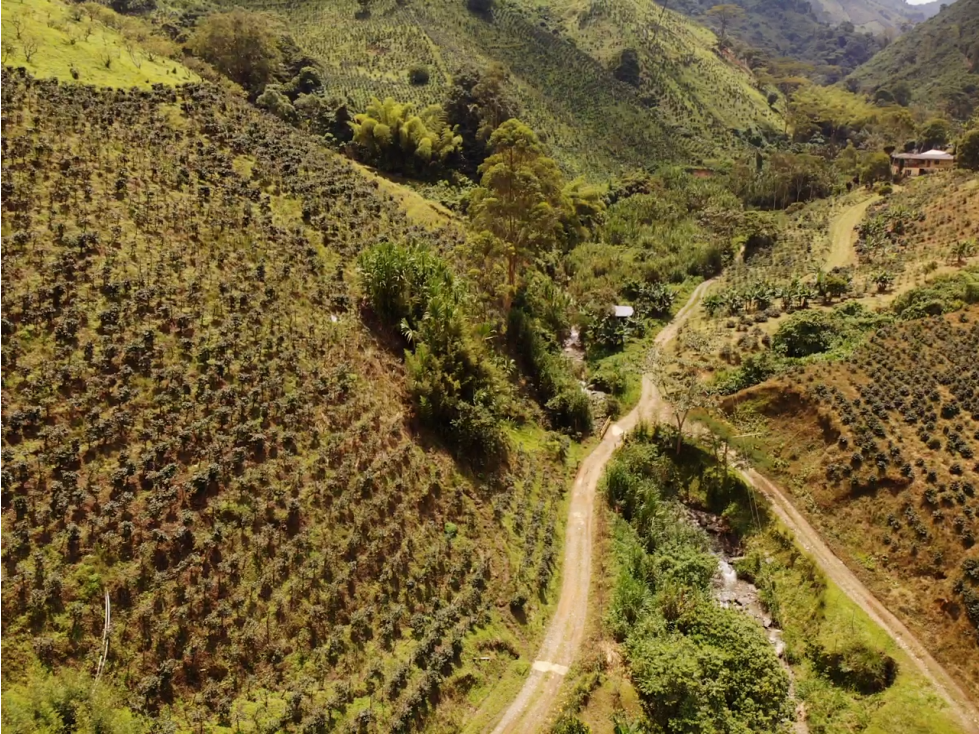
left=484, top=281, right=717, bottom=733
left=486, top=198, right=979, bottom=732
left=736, top=466, right=979, bottom=733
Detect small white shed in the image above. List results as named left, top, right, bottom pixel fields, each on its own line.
left=612, top=305, right=634, bottom=318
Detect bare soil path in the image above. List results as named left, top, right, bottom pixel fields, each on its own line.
left=825, top=194, right=878, bottom=271
left=485, top=280, right=716, bottom=734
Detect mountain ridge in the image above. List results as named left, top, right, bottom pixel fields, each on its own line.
left=847, top=0, right=979, bottom=119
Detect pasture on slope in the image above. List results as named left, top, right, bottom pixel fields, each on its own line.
left=1, top=0, right=199, bottom=87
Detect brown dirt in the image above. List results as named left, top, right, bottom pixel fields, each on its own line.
left=735, top=465, right=979, bottom=734
left=487, top=285, right=979, bottom=734
left=826, top=194, right=879, bottom=270
left=484, top=280, right=716, bottom=733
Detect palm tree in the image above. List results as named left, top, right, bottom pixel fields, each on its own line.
left=703, top=293, right=723, bottom=317
left=950, top=239, right=977, bottom=266
left=871, top=270, right=893, bottom=293
left=613, top=716, right=647, bottom=734
left=796, top=281, right=815, bottom=308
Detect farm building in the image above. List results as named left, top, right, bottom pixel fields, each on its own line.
left=890, top=149, right=955, bottom=177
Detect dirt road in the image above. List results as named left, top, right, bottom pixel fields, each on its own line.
left=736, top=467, right=979, bottom=734
left=485, top=273, right=979, bottom=734
left=825, top=195, right=878, bottom=270
left=485, top=280, right=715, bottom=734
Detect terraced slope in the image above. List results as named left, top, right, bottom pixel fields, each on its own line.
left=1, top=0, right=199, bottom=87
left=231, top=0, right=785, bottom=176
left=0, top=71, right=569, bottom=731
left=723, top=309, right=979, bottom=701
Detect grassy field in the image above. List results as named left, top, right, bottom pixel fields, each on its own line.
left=744, top=527, right=966, bottom=734
left=1, top=0, right=198, bottom=87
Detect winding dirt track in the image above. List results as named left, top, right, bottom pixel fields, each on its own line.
left=486, top=273, right=979, bottom=733
left=826, top=194, right=878, bottom=270
left=486, top=280, right=716, bottom=734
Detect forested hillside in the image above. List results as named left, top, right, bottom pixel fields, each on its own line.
left=666, top=0, right=884, bottom=81
left=810, top=0, right=938, bottom=31
left=664, top=0, right=946, bottom=86
left=848, top=0, right=979, bottom=119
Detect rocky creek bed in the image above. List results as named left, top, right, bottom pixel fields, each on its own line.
left=686, top=507, right=809, bottom=733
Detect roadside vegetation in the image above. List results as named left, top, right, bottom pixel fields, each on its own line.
left=558, top=428, right=966, bottom=733
left=709, top=305, right=979, bottom=698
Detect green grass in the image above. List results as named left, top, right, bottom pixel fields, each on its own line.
left=744, top=529, right=965, bottom=734
left=0, top=65, right=577, bottom=732
left=1, top=0, right=198, bottom=87
left=458, top=655, right=533, bottom=734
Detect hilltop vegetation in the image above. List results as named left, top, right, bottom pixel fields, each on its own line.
left=848, top=0, right=979, bottom=120
left=0, top=0, right=199, bottom=87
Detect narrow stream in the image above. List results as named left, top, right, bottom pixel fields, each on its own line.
left=687, top=508, right=809, bottom=733
left=713, top=556, right=785, bottom=658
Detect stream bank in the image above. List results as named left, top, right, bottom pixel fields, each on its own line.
left=687, top=507, right=809, bottom=734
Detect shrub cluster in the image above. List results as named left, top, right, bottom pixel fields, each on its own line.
left=604, top=428, right=791, bottom=733
left=359, top=242, right=510, bottom=462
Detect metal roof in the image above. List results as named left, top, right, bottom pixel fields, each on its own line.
left=891, top=149, right=955, bottom=161
left=612, top=305, right=634, bottom=318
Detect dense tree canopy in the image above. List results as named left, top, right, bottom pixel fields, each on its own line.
left=731, top=152, right=835, bottom=210
left=470, top=119, right=570, bottom=309
left=444, top=63, right=519, bottom=175
left=859, top=152, right=892, bottom=185
left=189, top=10, right=283, bottom=94
left=918, top=117, right=951, bottom=150
left=358, top=242, right=510, bottom=462
left=959, top=129, right=979, bottom=171
left=349, top=97, right=462, bottom=175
